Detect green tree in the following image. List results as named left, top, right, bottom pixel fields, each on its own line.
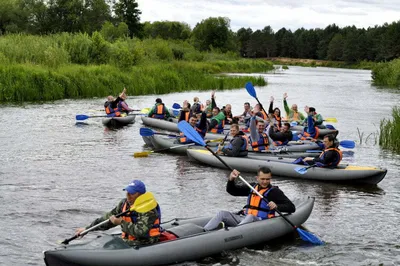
left=46, top=0, right=85, bottom=33
left=143, top=21, right=191, bottom=40
left=327, top=33, right=344, bottom=61
left=192, top=16, right=234, bottom=52
left=82, top=0, right=111, bottom=34
left=113, top=0, right=142, bottom=38
left=237, top=27, right=252, bottom=57
left=100, top=21, right=129, bottom=42
left=261, top=26, right=276, bottom=58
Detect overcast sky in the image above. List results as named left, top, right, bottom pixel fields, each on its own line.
left=137, top=0, right=400, bottom=32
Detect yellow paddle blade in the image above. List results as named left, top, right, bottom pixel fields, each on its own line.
left=324, top=117, right=337, bottom=123
left=130, top=192, right=157, bottom=213
left=133, top=151, right=151, bottom=158
left=141, top=107, right=151, bottom=114
left=208, top=138, right=224, bottom=143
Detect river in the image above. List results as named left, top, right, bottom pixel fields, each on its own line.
left=0, top=66, right=399, bottom=266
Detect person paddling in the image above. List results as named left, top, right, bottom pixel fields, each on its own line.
left=148, top=98, right=171, bottom=120
left=203, top=167, right=295, bottom=231
left=74, top=180, right=161, bottom=246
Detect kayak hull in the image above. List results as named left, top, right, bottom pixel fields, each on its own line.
left=44, top=197, right=314, bottom=266
left=102, top=115, right=136, bottom=128
left=187, top=149, right=387, bottom=185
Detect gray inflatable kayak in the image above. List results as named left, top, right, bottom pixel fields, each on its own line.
left=186, top=149, right=387, bottom=185
left=44, top=197, right=314, bottom=266
left=102, top=115, right=136, bottom=128
left=290, top=125, right=339, bottom=139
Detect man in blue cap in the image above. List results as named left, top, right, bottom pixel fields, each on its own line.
left=74, top=180, right=161, bottom=246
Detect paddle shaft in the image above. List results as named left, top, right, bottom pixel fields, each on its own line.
left=152, top=143, right=195, bottom=153
left=61, top=209, right=131, bottom=245
left=204, top=146, right=298, bottom=229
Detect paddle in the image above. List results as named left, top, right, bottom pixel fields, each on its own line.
left=133, top=143, right=196, bottom=158
left=60, top=192, right=157, bottom=245
left=295, top=165, right=316, bottom=175
left=140, top=127, right=179, bottom=138
left=172, top=103, right=182, bottom=109
left=245, top=82, right=268, bottom=115
left=178, top=121, right=324, bottom=245
left=76, top=108, right=150, bottom=121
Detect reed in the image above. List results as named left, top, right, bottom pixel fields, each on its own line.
left=0, top=62, right=268, bottom=102
left=372, top=59, right=400, bottom=87
left=0, top=33, right=272, bottom=102
left=379, top=106, right=400, bottom=153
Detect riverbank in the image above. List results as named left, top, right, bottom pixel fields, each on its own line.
left=0, top=34, right=272, bottom=103
left=268, top=57, right=376, bottom=70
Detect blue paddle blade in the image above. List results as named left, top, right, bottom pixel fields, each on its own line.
left=172, top=109, right=180, bottom=117
left=177, top=121, right=206, bottom=146
left=305, top=150, right=322, bottom=153
left=245, top=82, right=257, bottom=98
left=296, top=228, right=324, bottom=245
left=339, top=140, right=355, bottom=149
left=290, top=121, right=298, bottom=127
left=325, top=124, right=335, bottom=130
left=172, top=103, right=181, bottom=109
left=294, top=166, right=308, bottom=174
left=76, top=114, right=89, bottom=120
left=139, top=128, right=154, bottom=137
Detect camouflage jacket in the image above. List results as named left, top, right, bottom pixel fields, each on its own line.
left=86, top=199, right=160, bottom=246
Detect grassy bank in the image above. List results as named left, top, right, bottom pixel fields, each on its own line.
left=268, top=57, right=376, bottom=70
left=0, top=33, right=273, bottom=102
left=379, top=107, right=400, bottom=153
left=372, top=59, right=400, bottom=87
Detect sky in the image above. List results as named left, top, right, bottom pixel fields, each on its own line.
left=137, top=0, right=400, bottom=32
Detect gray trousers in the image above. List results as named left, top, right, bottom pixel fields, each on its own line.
left=203, top=210, right=261, bottom=231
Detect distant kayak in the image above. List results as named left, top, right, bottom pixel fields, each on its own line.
left=102, top=115, right=136, bottom=128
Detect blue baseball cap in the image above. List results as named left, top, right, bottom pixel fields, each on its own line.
left=123, top=180, right=146, bottom=195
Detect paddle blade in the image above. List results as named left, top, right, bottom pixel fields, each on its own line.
left=172, top=103, right=181, bottom=109
left=141, top=108, right=151, bottom=114
left=133, top=151, right=151, bottom=158
left=290, top=121, right=298, bottom=127
left=76, top=114, right=90, bottom=120
left=339, top=140, right=355, bottom=149
left=325, top=124, right=336, bottom=130
left=324, top=117, right=338, bottom=123
left=177, top=121, right=206, bottom=146
left=296, top=228, right=324, bottom=245
left=172, top=109, right=180, bottom=117
left=294, top=166, right=308, bottom=175
left=131, top=192, right=157, bottom=213
left=139, top=128, right=154, bottom=137
left=245, top=82, right=257, bottom=98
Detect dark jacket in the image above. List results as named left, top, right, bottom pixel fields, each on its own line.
left=268, top=126, right=293, bottom=142
left=227, top=180, right=295, bottom=213
left=222, top=131, right=248, bottom=157
left=306, top=148, right=341, bottom=168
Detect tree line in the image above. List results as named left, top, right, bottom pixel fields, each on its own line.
left=1, top=0, right=400, bottom=63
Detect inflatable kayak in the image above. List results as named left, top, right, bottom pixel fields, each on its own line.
left=44, top=197, right=314, bottom=266
left=186, top=149, right=387, bottom=185
left=102, top=115, right=136, bottom=128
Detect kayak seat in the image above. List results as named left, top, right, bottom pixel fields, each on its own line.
left=166, top=223, right=205, bottom=238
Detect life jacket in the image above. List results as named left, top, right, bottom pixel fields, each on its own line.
left=251, top=133, right=269, bottom=151
left=210, top=119, right=225, bottom=134
left=227, top=134, right=248, bottom=152
left=288, top=111, right=300, bottom=121
left=183, top=111, right=190, bottom=122
left=152, top=104, right=166, bottom=119
left=256, top=110, right=267, bottom=121
left=120, top=200, right=161, bottom=241
left=245, top=184, right=276, bottom=219
left=300, top=127, right=320, bottom=140
left=274, top=114, right=281, bottom=130
left=179, top=127, right=205, bottom=143
left=105, top=102, right=121, bottom=117
left=317, top=148, right=342, bottom=167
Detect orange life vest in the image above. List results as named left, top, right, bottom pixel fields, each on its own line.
left=210, top=119, right=225, bottom=134
left=246, top=185, right=276, bottom=219
left=120, top=201, right=161, bottom=241
left=318, top=147, right=342, bottom=167
left=251, top=133, right=269, bottom=151
left=301, top=127, right=320, bottom=140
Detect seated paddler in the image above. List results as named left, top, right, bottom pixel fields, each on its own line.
left=217, top=124, right=248, bottom=157
left=148, top=98, right=171, bottom=120
left=74, top=180, right=161, bottom=246
left=176, top=112, right=207, bottom=144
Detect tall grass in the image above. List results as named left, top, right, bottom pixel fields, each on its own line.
left=372, top=59, right=400, bottom=87
left=0, top=33, right=273, bottom=102
left=0, top=62, right=267, bottom=102
left=379, top=106, right=400, bottom=153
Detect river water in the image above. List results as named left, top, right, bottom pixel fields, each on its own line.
left=1, top=66, right=399, bottom=266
